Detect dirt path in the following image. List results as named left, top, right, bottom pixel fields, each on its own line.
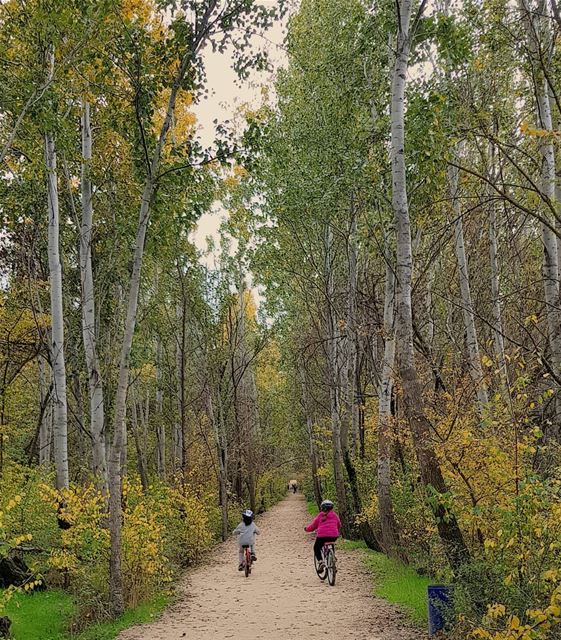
left=118, top=494, right=425, bottom=640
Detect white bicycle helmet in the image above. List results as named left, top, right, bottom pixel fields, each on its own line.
left=242, top=509, right=254, bottom=519
left=320, top=500, right=334, bottom=512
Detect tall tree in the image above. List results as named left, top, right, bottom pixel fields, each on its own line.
left=107, top=2, right=284, bottom=612
left=389, top=0, right=469, bottom=571
left=79, top=100, right=108, bottom=490
left=44, top=46, right=69, bottom=489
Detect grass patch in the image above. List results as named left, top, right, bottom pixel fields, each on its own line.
left=74, top=593, right=169, bottom=640
left=339, top=541, right=431, bottom=627
left=339, top=539, right=368, bottom=551
left=363, top=551, right=431, bottom=625
left=2, top=590, right=169, bottom=640
left=3, top=589, right=76, bottom=639
left=306, top=500, right=319, bottom=515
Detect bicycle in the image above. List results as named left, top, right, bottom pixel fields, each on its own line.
left=314, top=541, right=337, bottom=586
left=242, top=544, right=252, bottom=577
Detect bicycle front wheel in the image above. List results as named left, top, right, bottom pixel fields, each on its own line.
left=326, top=547, right=336, bottom=586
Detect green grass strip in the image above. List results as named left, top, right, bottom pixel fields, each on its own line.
left=3, top=590, right=76, bottom=640
left=340, top=540, right=431, bottom=626
left=2, top=589, right=168, bottom=640
left=74, top=594, right=169, bottom=640
left=306, top=500, right=319, bottom=515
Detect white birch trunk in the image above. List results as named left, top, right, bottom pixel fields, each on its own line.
left=108, top=32, right=207, bottom=610
left=448, top=145, right=489, bottom=412
left=487, top=148, right=509, bottom=395
left=80, top=100, right=108, bottom=490
left=537, top=81, right=561, bottom=436
left=519, top=0, right=561, bottom=440
left=45, top=130, right=69, bottom=490
left=377, top=245, right=402, bottom=557
left=390, top=0, right=469, bottom=570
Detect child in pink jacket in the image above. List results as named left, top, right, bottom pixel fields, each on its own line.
left=304, top=499, right=341, bottom=569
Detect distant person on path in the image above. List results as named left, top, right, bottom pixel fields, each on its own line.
left=304, top=499, right=341, bottom=571
left=233, top=509, right=260, bottom=571
left=289, top=479, right=298, bottom=493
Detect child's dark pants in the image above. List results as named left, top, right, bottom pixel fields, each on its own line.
left=314, top=537, right=338, bottom=560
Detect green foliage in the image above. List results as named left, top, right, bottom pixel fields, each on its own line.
left=256, top=470, right=291, bottom=512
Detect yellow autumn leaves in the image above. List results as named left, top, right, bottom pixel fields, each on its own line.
left=0, top=493, right=39, bottom=612
left=38, top=477, right=217, bottom=608
left=474, top=585, right=561, bottom=639
left=519, top=122, right=561, bottom=140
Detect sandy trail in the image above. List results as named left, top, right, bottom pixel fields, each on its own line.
left=118, top=493, right=425, bottom=640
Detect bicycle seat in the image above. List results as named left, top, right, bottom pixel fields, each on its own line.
left=242, top=544, right=250, bottom=548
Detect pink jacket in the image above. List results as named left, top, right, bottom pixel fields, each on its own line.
left=305, top=511, right=341, bottom=538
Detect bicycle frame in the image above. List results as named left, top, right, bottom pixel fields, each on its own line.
left=314, top=542, right=337, bottom=586
left=243, top=545, right=252, bottom=577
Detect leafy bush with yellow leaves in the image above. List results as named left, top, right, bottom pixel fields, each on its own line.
left=470, top=582, right=561, bottom=639
left=121, top=479, right=171, bottom=608
left=433, top=376, right=561, bottom=636
left=41, top=482, right=109, bottom=601
left=0, top=478, right=43, bottom=614
left=256, top=469, right=291, bottom=512
left=38, top=475, right=221, bottom=618
left=1, top=458, right=288, bottom=628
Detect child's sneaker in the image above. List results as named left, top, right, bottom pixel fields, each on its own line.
left=318, top=561, right=325, bottom=571
left=238, top=563, right=244, bottom=571
left=251, top=553, right=257, bottom=561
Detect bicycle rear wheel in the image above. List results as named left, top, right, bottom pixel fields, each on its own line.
left=314, top=553, right=327, bottom=580
left=244, top=548, right=251, bottom=577
left=326, top=547, right=336, bottom=586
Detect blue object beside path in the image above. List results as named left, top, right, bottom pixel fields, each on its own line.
left=427, top=585, right=454, bottom=635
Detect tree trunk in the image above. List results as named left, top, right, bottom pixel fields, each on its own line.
left=448, top=145, right=489, bottom=413
left=390, top=0, right=469, bottom=572
left=156, top=337, right=166, bottom=477
left=300, top=372, right=322, bottom=508
left=80, top=100, right=108, bottom=491
left=537, top=80, right=561, bottom=441
left=378, top=245, right=404, bottom=560
left=108, top=7, right=271, bottom=611
left=176, top=297, right=188, bottom=479
left=38, top=357, right=53, bottom=466
left=206, top=387, right=228, bottom=541
left=236, top=281, right=259, bottom=513
left=487, top=147, right=509, bottom=396
left=346, top=206, right=360, bottom=453
left=45, top=130, right=69, bottom=490
left=71, top=371, right=87, bottom=466
left=518, top=0, right=561, bottom=442
left=324, top=222, right=352, bottom=537
left=131, top=396, right=149, bottom=492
